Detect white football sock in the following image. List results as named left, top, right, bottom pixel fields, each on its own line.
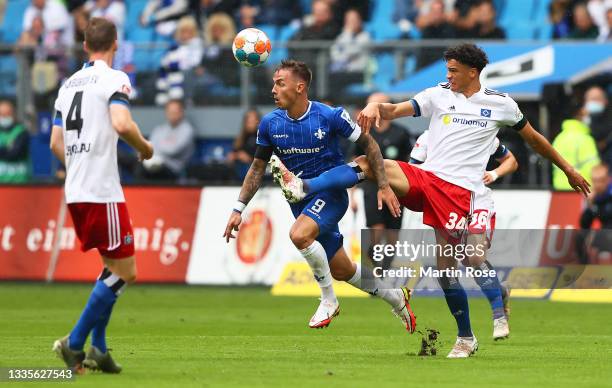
left=347, top=263, right=403, bottom=308
left=299, top=241, right=336, bottom=302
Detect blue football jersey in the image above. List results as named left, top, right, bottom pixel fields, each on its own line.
left=256, top=101, right=361, bottom=179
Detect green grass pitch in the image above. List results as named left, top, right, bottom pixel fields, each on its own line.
left=1, top=283, right=611, bottom=387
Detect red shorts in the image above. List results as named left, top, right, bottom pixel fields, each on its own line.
left=68, top=202, right=135, bottom=259
left=396, top=161, right=473, bottom=242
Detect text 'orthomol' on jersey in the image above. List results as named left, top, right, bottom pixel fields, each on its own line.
left=53, top=60, right=132, bottom=204
left=256, top=101, right=362, bottom=179
left=410, top=82, right=526, bottom=194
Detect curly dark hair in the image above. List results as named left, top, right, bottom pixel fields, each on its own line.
left=275, top=59, right=312, bottom=88
left=443, top=44, right=489, bottom=72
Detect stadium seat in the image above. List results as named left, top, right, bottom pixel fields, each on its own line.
left=0, top=56, right=18, bottom=97
left=267, top=24, right=298, bottom=65
left=256, top=24, right=278, bottom=43
left=1, top=0, right=29, bottom=43
left=502, top=21, right=537, bottom=40
left=500, top=0, right=537, bottom=27
left=372, top=53, right=396, bottom=90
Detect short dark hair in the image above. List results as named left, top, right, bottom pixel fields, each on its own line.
left=85, top=17, right=117, bottom=53
left=443, top=43, right=489, bottom=72
left=275, top=60, right=312, bottom=88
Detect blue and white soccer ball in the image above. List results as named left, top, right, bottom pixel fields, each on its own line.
left=232, top=28, right=272, bottom=67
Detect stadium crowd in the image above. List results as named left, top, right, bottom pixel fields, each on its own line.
left=0, top=0, right=610, bottom=194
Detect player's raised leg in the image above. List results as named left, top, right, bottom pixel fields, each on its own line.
left=290, top=215, right=339, bottom=328
left=328, top=247, right=416, bottom=333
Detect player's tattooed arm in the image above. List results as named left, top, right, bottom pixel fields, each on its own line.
left=356, top=133, right=388, bottom=188
left=238, top=158, right=267, bottom=204
left=356, top=133, right=402, bottom=217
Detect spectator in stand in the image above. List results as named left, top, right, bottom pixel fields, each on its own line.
left=140, top=0, right=190, bottom=38
left=327, top=0, right=371, bottom=27
left=192, top=0, right=239, bottom=30
left=587, top=0, right=610, bottom=40
left=416, top=0, right=457, bottom=69
left=140, top=100, right=195, bottom=181
left=329, top=9, right=371, bottom=91
left=290, top=0, right=340, bottom=68
left=569, top=2, right=600, bottom=39
left=469, top=0, right=505, bottom=39
left=85, top=0, right=126, bottom=40
left=66, top=0, right=88, bottom=44
left=552, top=101, right=601, bottom=190
left=578, top=163, right=612, bottom=263
left=452, top=0, right=482, bottom=33
left=18, top=14, right=68, bottom=94
left=196, top=12, right=239, bottom=91
left=237, top=0, right=303, bottom=28
left=0, top=100, right=30, bottom=183
left=606, top=2, right=612, bottom=40
left=412, top=0, right=455, bottom=31
left=23, top=0, right=73, bottom=47
left=584, top=86, right=612, bottom=167
left=227, top=109, right=260, bottom=180
left=155, top=16, right=204, bottom=105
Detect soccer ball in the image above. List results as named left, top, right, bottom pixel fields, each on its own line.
left=232, top=28, right=271, bottom=67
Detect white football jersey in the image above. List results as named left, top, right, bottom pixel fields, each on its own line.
left=410, top=82, right=525, bottom=194
left=53, top=60, right=132, bottom=204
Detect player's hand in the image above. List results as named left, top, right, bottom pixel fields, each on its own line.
left=357, top=103, right=381, bottom=134
left=565, top=168, right=591, bottom=197
left=378, top=185, right=401, bottom=218
left=138, top=141, right=154, bottom=161
left=483, top=170, right=498, bottom=185
left=223, top=211, right=242, bottom=243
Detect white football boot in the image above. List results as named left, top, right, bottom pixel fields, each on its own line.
left=493, top=316, right=510, bottom=340
left=447, top=336, right=479, bottom=358
left=391, top=288, right=417, bottom=333
left=269, top=155, right=306, bottom=203
left=309, top=299, right=340, bottom=329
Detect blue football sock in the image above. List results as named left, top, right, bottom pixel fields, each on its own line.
left=474, top=260, right=505, bottom=319
left=441, top=277, right=473, bottom=338
left=303, top=162, right=362, bottom=194
left=91, top=301, right=116, bottom=353
left=69, top=268, right=124, bottom=351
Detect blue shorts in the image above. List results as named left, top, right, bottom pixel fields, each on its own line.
left=290, top=189, right=348, bottom=260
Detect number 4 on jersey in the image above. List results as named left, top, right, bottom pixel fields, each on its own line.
left=67, top=91, right=84, bottom=138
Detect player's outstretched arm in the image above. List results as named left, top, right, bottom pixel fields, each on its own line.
left=484, top=150, right=518, bottom=185
left=50, top=125, right=65, bottom=165
left=518, top=122, right=591, bottom=195
left=223, top=157, right=267, bottom=242
left=110, top=104, right=153, bottom=161
left=357, top=101, right=415, bottom=133
left=355, top=133, right=401, bottom=217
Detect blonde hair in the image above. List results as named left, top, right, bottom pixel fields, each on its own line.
left=174, top=15, right=198, bottom=42
left=204, top=13, right=236, bottom=44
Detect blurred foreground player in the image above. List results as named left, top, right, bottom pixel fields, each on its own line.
left=50, top=17, right=154, bottom=373
left=223, top=60, right=416, bottom=333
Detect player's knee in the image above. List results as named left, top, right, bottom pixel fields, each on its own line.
left=289, top=228, right=314, bottom=250
left=330, top=265, right=352, bottom=281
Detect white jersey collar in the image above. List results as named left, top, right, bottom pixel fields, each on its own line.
left=285, top=100, right=312, bottom=121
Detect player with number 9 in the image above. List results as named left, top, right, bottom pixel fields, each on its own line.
left=223, top=60, right=416, bottom=333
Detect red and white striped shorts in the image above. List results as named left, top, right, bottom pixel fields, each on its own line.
left=67, top=202, right=135, bottom=259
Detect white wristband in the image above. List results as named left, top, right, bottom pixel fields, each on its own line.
left=488, top=170, right=499, bottom=182
left=233, top=200, right=246, bottom=214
